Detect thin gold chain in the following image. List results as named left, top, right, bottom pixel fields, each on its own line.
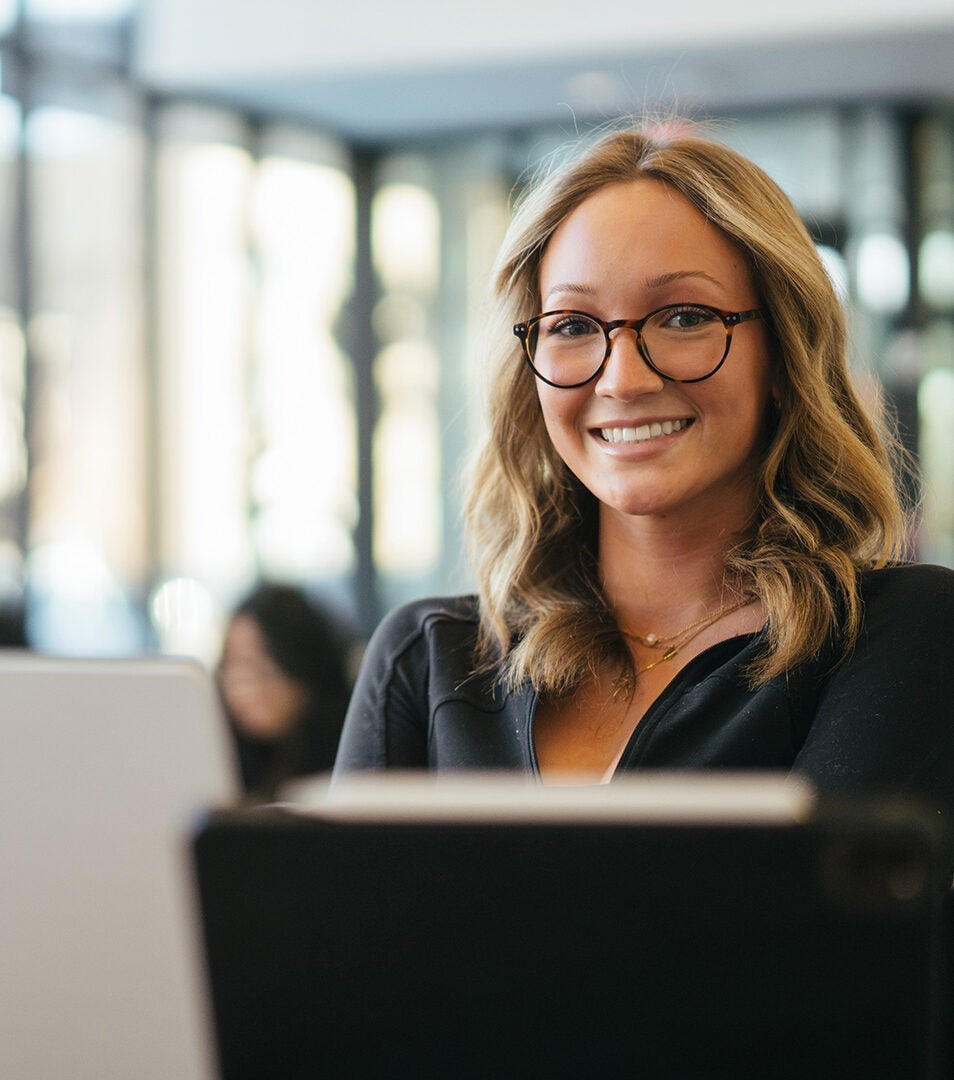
left=621, top=596, right=754, bottom=676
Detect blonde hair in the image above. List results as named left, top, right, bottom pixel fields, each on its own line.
left=463, top=122, right=911, bottom=694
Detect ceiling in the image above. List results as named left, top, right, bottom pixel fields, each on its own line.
left=131, top=3, right=954, bottom=144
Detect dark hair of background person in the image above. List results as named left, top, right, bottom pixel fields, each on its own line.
left=217, top=582, right=355, bottom=800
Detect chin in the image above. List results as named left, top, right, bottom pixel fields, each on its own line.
left=595, top=483, right=682, bottom=519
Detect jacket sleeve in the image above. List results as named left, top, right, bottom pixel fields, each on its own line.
left=791, top=564, right=954, bottom=851
left=332, top=601, right=435, bottom=772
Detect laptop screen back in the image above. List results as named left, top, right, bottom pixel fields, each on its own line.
left=0, top=653, right=238, bottom=1080
left=194, top=775, right=949, bottom=1080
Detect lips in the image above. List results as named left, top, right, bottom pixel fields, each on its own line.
left=598, top=418, right=694, bottom=444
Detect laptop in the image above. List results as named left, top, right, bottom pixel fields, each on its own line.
left=193, top=773, right=950, bottom=1080
left=0, top=652, right=239, bottom=1080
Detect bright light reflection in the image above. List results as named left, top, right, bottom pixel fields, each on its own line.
left=817, top=245, right=848, bottom=300
left=917, top=367, right=954, bottom=564
left=158, top=137, right=254, bottom=590
left=150, top=575, right=220, bottom=662
left=372, top=183, right=439, bottom=295
left=919, top=230, right=954, bottom=309
left=26, top=539, right=142, bottom=654
left=26, top=107, right=118, bottom=157
left=854, top=233, right=910, bottom=315
left=251, top=155, right=357, bottom=581
left=0, top=310, right=25, bottom=501
left=373, top=340, right=440, bottom=576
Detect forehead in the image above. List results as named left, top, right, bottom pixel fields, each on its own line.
left=538, top=178, right=753, bottom=301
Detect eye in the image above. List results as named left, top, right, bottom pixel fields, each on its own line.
left=540, top=312, right=600, bottom=339
left=657, top=305, right=720, bottom=331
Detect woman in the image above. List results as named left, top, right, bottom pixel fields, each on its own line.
left=218, top=583, right=354, bottom=799
left=334, top=123, right=954, bottom=842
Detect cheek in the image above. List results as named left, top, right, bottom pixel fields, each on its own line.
left=269, top=683, right=310, bottom=727
left=536, top=385, right=585, bottom=446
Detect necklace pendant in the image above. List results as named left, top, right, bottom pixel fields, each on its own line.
left=644, top=633, right=658, bottom=647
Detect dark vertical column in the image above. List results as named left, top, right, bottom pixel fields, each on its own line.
left=894, top=109, right=925, bottom=537
left=350, top=148, right=380, bottom=636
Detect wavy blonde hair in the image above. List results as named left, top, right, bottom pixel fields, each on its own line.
left=463, top=122, right=911, bottom=694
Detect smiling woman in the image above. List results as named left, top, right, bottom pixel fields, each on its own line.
left=334, top=121, right=954, bottom=872
left=529, top=178, right=775, bottom=538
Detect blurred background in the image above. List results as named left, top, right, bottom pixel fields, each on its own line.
left=0, top=0, right=951, bottom=661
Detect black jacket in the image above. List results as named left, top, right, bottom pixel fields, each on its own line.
left=335, top=563, right=954, bottom=856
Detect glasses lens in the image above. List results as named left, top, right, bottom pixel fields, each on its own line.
left=641, top=305, right=728, bottom=380
left=529, top=312, right=605, bottom=386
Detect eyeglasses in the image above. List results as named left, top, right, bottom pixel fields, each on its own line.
left=513, top=304, right=762, bottom=388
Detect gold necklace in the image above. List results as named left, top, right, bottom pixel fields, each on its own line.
left=621, top=596, right=754, bottom=676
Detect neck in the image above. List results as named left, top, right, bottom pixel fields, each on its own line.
left=598, top=506, right=750, bottom=629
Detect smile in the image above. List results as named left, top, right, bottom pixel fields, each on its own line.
left=599, top=418, right=693, bottom=444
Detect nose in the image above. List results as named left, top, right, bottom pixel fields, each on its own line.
left=594, top=327, right=665, bottom=398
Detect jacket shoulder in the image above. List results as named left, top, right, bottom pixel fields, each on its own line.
left=360, top=594, right=480, bottom=669
left=370, top=594, right=479, bottom=643
left=859, top=562, right=954, bottom=607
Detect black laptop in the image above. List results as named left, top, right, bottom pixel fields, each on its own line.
left=191, top=773, right=950, bottom=1080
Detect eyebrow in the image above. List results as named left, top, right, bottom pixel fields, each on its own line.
left=644, top=270, right=725, bottom=290
left=542, top=269, right=725, bottom=306
left=542, top=282, right=594, bottom=304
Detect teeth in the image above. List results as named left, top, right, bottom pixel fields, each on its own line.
left=600, top=418, right=690, bottom=444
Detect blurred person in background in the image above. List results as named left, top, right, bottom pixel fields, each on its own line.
left=217, top=582, right=354, bottom=800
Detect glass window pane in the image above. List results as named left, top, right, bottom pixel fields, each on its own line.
left=0, top=94, right=24, bottom=579
left=249, top=127, right=357, bottom=595
left=918, top=358, right=954, bottom=566
left=0, top=0, right=16, bottom=36
left=25, top=0, right=135, bottom=64
left=153, top=103, right=255, bottom=658
left=914, top=113, right=954, bottom=567
left=919, top=230, right=954, bottom=309
left=25, top=85, right=147, bottom=652
left=371, top=164, right=442, bottom=608
left=722, top=109, right=845, bottom=220
left=373, top=337, right=440, bottom=577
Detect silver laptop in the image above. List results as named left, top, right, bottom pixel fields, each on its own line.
left=0, top=653, right=238, bottom=1080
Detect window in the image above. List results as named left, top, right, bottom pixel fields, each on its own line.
left=25, top=76, right=147, bottom=652
left=0, top=92, right=23, bottom=610
left=250, top=126, right=357, bottom=596
left=151, top=104, right=254, bottom=657
left=372, top=162, right=442, bottom=608
left=151, top=108, right=357, bottom=659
